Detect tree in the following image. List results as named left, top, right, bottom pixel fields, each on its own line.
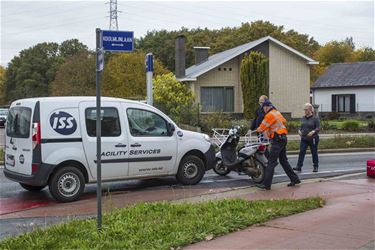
left=50, top=51, right=96, bottom=96
left=153, top=73, right=196, bottom=124
left=311, top=38, right=355, bottom=83
left=138, top=20, right=320, bottom=72
left=5, top=42, right=60, bottom=102
left=4, top=39, right=89, bottom=102
left=240, top=51, right=268, bottom=119
left=314, top=40, right=354, bottom=65
left=59, top=39, right=88, bottom=58
left=101, top=51, right=168, bottom=99
left=0, top=66, right=5, bottom=105
left=352, top=47, right=375, bottom=61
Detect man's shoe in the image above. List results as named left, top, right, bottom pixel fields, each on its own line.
left=293, top=167, right=302, bottom=172
left=313, top=167, right=318, bottom=172
left=287, top=180, right=301, bottom=187
left=256, top=184, right=271, bottom=190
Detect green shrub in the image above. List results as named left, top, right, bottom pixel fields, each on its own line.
left=286, top=121, right=300, bottom=133
left=200, top=112, right=232, bottom=134
left=368, top=120, right=375, bottom=131
left=0, top=148, right=3, bottom=162
left=320, top=120, right=337, bottom=131
left=341, top=120, right=360, bottom=131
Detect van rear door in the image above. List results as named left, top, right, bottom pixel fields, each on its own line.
left=5, top=101, right=36, bottom=175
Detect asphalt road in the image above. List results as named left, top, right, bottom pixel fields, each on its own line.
left=1, top=152, right=373, bottom=200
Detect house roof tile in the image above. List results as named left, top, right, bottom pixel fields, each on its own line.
left=312, top=61, right=375, bottom=89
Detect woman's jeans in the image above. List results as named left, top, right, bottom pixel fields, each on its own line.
left=297, top=136, right=319, bottom=168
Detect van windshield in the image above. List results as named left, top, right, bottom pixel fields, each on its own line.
left=6, top=107, right=32, bottom=138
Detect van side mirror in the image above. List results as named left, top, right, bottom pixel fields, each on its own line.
left=168, top=123, right=175, bottom=136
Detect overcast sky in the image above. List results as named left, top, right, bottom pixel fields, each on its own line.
left=1, top=0, right=374, bottom=67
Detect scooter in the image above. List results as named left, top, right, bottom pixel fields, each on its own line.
left=213, top=126, right=268, bottom=183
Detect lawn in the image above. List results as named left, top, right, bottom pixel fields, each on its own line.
left=0, top=198, right=323, bottom=250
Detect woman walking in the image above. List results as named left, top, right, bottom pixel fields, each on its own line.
left=293, top=103, right=320, bottom=172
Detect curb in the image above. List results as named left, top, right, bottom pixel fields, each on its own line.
left=288, top=147, right=374, bottom=155
left=173, top=172, right=367, bottom=204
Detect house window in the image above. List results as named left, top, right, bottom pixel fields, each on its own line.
left=332, top=94, right=356, bottom=113
left=201, top=87, right=234, bottom=112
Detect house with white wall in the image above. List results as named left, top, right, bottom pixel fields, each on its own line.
left=312, top=61, right=375, bottom=118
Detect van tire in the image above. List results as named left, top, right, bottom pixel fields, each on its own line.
left=176, top=155, right=205, bottom=185
left=20, top=183, right=46, bottom=191
left=49, top=166, right=85, bottom=202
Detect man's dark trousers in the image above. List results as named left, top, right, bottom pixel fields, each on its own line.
left=263, top=135, right=300, bottom=188
left=297, top=136, right=319, bottom=168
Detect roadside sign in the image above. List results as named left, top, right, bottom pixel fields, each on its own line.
left=97, top=48, right=104, bottom=72
left=102, top=30, right=134, bottom=52
left=145, top=53, right=153, bottom=72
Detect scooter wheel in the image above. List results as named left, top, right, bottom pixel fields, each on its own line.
left=213, top=159, right=231, bottom=176
left=251, top=159, right=266, bottom=184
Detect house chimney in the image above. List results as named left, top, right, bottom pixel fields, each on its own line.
left=175, top=35, right=186, bottom=78
left=194, top=47, right=210, bottom=65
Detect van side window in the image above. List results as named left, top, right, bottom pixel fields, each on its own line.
left=85, top=108, right=121, bottom=137
left=127, top=108, right=168, bottom=137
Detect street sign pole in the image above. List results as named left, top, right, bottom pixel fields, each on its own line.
left=94, top=28, right=133, bottom=231
left=146, top=53, right=153, bottom=105
left=95, top=28, right=103, bottom=230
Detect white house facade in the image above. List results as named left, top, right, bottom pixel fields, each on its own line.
left=312, top=61, right=375, bottom=116
left=313, top=87, right=375, bottom=112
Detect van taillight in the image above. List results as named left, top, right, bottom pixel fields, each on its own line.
left=258, top=145, right=267, bottom=152
left=32, top=164, right=39, bottom=174
left=32, top=122, right=41, bottom=148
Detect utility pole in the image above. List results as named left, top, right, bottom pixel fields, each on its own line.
left=109, top=0, right=118, bottom=30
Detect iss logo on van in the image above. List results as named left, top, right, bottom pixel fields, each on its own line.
left=50, top=111, right=77, bottom=135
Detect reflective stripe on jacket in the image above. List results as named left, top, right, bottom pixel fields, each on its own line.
left=256, top=109, right=288, bottom=138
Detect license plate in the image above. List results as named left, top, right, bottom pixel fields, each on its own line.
left=6, top=154, right=15, bottom=167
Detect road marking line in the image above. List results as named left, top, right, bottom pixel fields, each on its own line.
left=202, top=169, right=365, bottom=183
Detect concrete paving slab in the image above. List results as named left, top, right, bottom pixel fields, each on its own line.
left=185, top=178, right=375, bottom=250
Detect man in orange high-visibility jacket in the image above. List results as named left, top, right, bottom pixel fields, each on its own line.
left=256, top=100, right=300, bottom=190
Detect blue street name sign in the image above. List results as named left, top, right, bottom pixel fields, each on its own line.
left=102, top=30, right=134, bottom=52
left=145, top=53, right=153, bottom=72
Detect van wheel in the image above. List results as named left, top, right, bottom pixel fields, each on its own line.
left=177, top=155, right=205, bottom=185
left=20, top=183, right=46, bottom=191
left=49, top=166, right=85, bottom=202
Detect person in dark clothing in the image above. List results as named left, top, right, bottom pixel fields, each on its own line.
left=293, top=103, right=321, bottom=173
left=250, top=95, right=268, bottom=131
left=255, top=100, right=300, bottom=190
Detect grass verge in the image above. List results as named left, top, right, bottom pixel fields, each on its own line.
left=0, top=147, right=3, bottom=162
left=287, top=136, right=375, bottom=151
left=0, top=198, right=323, bottom=249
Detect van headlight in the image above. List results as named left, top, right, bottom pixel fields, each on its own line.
left=202, top=134, right=211, bottom=142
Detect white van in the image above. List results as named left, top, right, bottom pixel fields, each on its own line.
left=4, top=97, right=215, bottom=202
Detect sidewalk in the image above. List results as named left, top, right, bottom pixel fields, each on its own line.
left=185, top=175, right=375, bottom=250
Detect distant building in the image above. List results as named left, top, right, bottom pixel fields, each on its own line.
left=311, top=61, right=375, bottom=117
left=175, top=36, right=318, bottom=118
